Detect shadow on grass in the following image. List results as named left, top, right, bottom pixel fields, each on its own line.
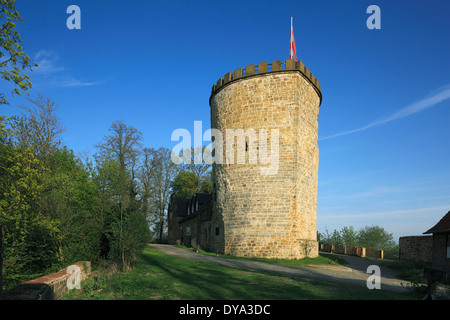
left=133, top=248, right=417, bottom=300
left=137, top=248, right=318, bottom=299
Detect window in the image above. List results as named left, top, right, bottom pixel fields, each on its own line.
left=215, top=227, right=220, bottom=236
left=196, top=201, right=198, bottom=211
left=186, top=226, right=191, bottom=236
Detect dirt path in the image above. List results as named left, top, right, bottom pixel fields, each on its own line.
left=150, top=244, right=411, bottom=292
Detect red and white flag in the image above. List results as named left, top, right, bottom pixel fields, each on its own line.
left=290, top=16, right=297, bottom=61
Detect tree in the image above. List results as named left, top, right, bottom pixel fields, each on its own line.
left=95, top=120, right=147, bottom=270
left=139, top=147, right=157, bottom=219
left=171, top=146, right=213, bottom=199
left=340, top=226, right=358, bottom=246
left=171, top=170, right=199, bottom=199
left=0, top=115, right=57, bottom=279
left=11, top=94, right=66, bottom=161
left=330, top=229, right=343, bottom=246
left=183, top=146, right=211, bottom=181
left=0, top=0, right=37, bottom=105
left=319, top=225, right=396, bottom=251
left=96, top=120, right=143, bottom=171
left=150, top=147, right=177, bottom=243
left=39, top=147, right=102, bottom=264
left=357, top=225, right=396, bottom=250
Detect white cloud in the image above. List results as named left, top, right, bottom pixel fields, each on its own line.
left=32, top=49, right=104, bottom=88
left=320, top=86, right=450, bottom=140
left=59, top=78, right=106, bottom=87
left=33, top=50, right=66, bottom=73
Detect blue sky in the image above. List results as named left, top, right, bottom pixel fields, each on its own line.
left=1, top=0, right=450, bottom=242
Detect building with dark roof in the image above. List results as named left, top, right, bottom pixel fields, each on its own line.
left=423, top=210, right=450, bottom=277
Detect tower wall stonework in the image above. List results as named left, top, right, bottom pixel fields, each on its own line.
left=209, top=59, right=322, bottom=259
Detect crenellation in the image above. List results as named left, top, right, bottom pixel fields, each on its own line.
left=258, top=61, right=268, bottom=73
left=223, top=72, right=233, bottom=84
left=210, top=59, right=321, bottom=106
left=246, top=64, right=255, bottom=76
left=272, top=60, right=281, bottom=71
left=234, top=68, right=243, bottom=79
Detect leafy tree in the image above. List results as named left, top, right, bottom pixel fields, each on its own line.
left=340, top=226, right=358, bottom=246
left=319, top=225, right=396, bottom=251
left=171, top=170, right=199, bottom=199
left=94, top=120, right=148, bottom=270
left=199, top=170, right=213, bottom=194
left=330, top=229, right=343, bottom=246
left=39, top=147, right=102, bottom=264
left=357, top=225, right=396, bottom=250
left=0, top=116, right=57, bottom=284
left=0, top=0, right=37, bottom=105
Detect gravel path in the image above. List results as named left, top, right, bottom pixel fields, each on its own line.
left=150, top=244, right=411, bottom=293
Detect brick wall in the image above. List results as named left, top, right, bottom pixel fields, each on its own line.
left=4, top=261, right=91, bottom=300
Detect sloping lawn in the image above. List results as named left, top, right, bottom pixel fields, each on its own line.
left=62, top=246, right=420, bottom=300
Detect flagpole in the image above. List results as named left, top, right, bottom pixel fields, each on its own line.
left=290, top=17, right=293, bottom=58
left=290, top=16, right=297, bottom=62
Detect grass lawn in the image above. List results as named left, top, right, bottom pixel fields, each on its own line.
left=62, top=246, right=421, bottom=300
left=177, top=244, right=348, bottom=267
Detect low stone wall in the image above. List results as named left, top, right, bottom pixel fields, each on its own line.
left=319, top=243, right=384, bottom=259
left=4, top=261, right=91, bottom=300
left=399, top=235, right=432, bottom=263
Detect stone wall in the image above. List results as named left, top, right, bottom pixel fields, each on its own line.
left=319, top=243, right=384, bottom=259
left=399, top=235, right=432, bottom=263
left=178, top=197, right=214, bottom=250
left=167, top=195, right=185, bottom=245
left=4, top=261, right=91, bottom=300
left=209, top=59, right=322, bottom=259
left=429, top=234, right=449, bottom=273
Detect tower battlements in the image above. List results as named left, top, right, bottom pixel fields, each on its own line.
left=210, top=58, right=322, bottom=105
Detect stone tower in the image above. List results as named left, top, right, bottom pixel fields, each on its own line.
left=209, top=59, right=322, bottom=259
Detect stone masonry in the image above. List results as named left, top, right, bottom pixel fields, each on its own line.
left=399, top=235, right=433, bottom=263
left=208, top=59, right=322, bottom=259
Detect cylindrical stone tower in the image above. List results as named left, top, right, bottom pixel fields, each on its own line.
left=209, top=59, right=322, bottom=259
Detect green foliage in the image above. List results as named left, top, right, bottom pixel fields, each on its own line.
left=171, top=169, right=213, bottom=200
left=107, top=211, right=151, bottom=271
left=0, top=116, right=58, bottom=279
left=0, top=112, right=152, bottom=289
left=357, top=225, right=396, bottom=250
left=39, top=147, right=103, bottom=264
left=171, top=170, right=199, bottom=199
left=0, top=0, right=37, bottom=105
left=319, top=225, right=397, bottom=251
left=340, top=226, right=358, bottom=247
